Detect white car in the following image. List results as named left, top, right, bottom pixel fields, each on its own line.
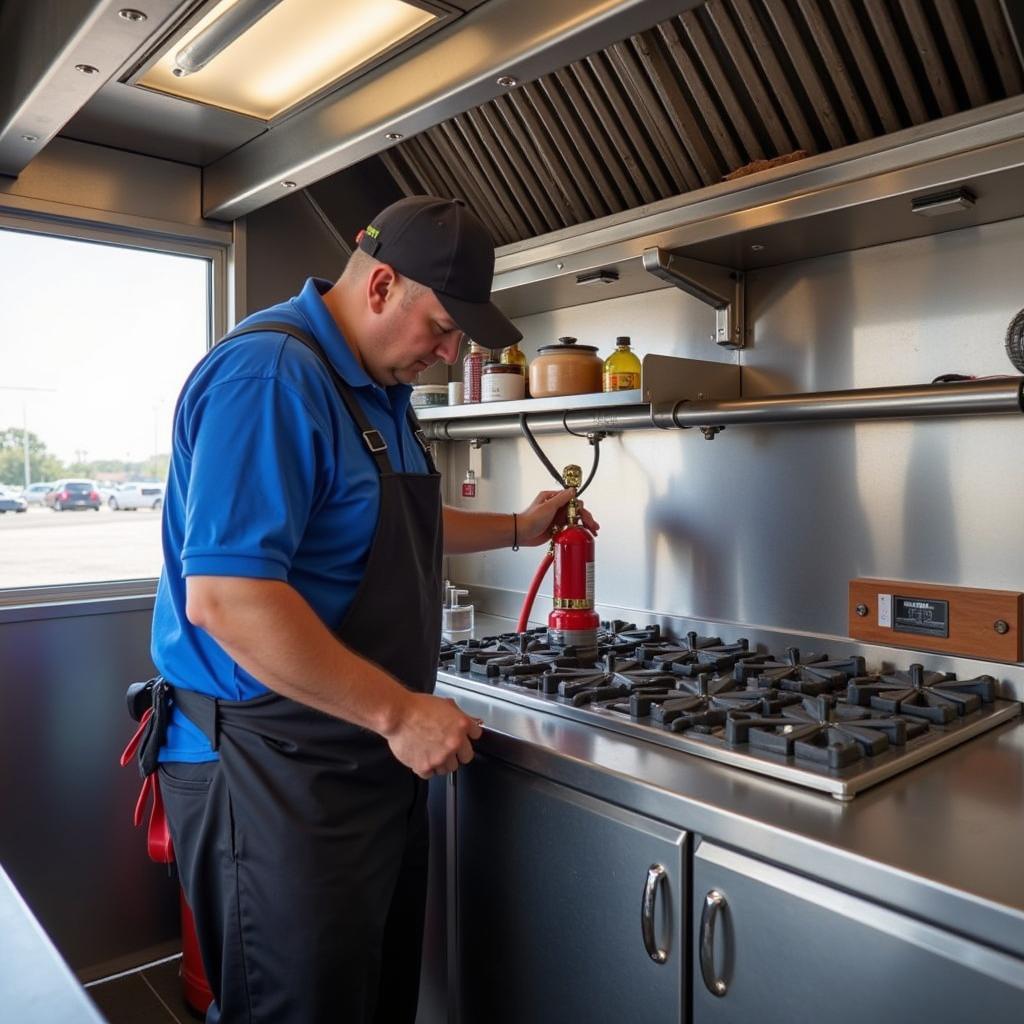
left=22, top=482, right=53, bottom=505
left=108, top=482, right=165, bottom=511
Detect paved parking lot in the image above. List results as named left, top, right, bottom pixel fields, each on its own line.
left=0, top=506, right=164, bottom=589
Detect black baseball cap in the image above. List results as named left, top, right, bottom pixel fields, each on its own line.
left=357, top=195, right=521, bottom=350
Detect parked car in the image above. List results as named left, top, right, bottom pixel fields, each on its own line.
left=108, top=481, right=165, bottom=511
left=45, top=479, right=101, bottom=511
left=22, top=482, right=53, bottom=505
left=0, top=486, right=28, bottom=514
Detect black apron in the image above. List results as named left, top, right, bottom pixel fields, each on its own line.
left=151, top=322, right=443, bottom=1024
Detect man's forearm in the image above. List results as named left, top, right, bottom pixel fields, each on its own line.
left=442, top=505, right=515, bottom=554
left=185, top=576, right=411, bottom=735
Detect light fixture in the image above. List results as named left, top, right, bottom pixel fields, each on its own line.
left=281, top=180, right=298, bottom=188
left=496, top=75, right=518, bottom=88
left=21, top=134, right=38, bottom=143
left=911, top=187, right=976, bottom=217
left=575, top=269, right=619, bottom=286
left=385, top=131, right=404, bottom=141
left=75, top=64, right=100, bottom=75
left=118, top=9, right=148, bottom=22
left=750, top=243, right=766, bottom=252
left=137, top=0, right=442, bottom=121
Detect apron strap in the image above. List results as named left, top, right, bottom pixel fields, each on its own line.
left=220, top=321, right=395, bottom=475
left=405, top=406, right=438, bottom=474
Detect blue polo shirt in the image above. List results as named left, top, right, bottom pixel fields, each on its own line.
left=151, top=278, right=430, bottom=762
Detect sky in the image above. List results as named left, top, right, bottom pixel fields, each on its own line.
left=0, top=227, right=209, bottom=464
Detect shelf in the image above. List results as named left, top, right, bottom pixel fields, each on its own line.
left=418, top=354, right=739, bottom=422
left=416, top=388, right=643, bottom=421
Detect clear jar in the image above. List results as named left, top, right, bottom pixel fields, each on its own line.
left=481, top=361, right=526, bottom=402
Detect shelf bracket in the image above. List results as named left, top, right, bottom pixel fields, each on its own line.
left=642, top=247, right=745, bottom=349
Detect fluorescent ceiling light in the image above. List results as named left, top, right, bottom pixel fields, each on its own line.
left=138, top=0, right=438, bottom=121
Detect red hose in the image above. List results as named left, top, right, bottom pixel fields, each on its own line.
left=517, top=551, right=553, bottom=632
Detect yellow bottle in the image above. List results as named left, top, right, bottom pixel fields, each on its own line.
left=602, top=336, right=641, bottom=392
left=500, top=342, right=528, bottom=372
left=500, top=342, right=528, bottom=396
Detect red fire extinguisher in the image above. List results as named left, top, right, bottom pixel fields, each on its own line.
left=517, top=463, right=599, bottom=655
left=547, top=464, right=600, bottom=655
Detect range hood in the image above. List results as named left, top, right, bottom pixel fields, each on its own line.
left=377, top=0, right=1024, bottom=246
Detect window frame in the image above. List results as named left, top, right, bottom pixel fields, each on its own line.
left=0, top=210, right=229, bottom=615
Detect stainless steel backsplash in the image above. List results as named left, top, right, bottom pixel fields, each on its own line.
left=444, top=216, right=1024, bottom=685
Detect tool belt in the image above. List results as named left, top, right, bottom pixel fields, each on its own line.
left=120, top=676, right=216, bottom=865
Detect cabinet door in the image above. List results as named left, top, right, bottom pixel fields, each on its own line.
left=455, top=755, right=687, bottom=1024
left=693, top=842, right=1024, bottom=1024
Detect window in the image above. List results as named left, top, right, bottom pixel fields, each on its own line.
left=0, top=225, right=215, bottom=594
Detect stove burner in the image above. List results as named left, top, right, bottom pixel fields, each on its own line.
left=846, top=663, right=997, bottom=722
left=639, top=630, right=763, bottom=677
left=737, top=647, right=866, bottom=695
left=725, top=694, right=927, bottom=768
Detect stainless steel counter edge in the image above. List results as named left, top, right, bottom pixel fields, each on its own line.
left=436, top=670, right=1024, bottom=962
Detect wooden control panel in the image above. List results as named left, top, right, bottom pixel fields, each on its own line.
left=849, top=579, right=1023, bottom=663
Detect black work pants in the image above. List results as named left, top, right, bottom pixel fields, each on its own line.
left=159, top=758, right=429, bottom=1024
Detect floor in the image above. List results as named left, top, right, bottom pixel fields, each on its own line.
left=85, top=956, right=205, bottom=1023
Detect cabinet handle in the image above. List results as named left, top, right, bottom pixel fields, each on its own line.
left=640, top=863, right=669, bottom=964
left=699, top=889, right=728, bottom=997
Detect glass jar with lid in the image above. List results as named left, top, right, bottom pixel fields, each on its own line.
left=481, top=361, right=526, bottom=402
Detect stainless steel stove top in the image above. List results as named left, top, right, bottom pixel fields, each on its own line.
left=437, top=624, right=1022, bottom=800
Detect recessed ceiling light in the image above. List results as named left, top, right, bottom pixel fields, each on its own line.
left=118, top=9, right=148, bottom=21
left=21, top=134, right=39, bottom=143
left=750, top=244, right=766, bottom=252
left=496, top=75, right=518, bottom=88
left=281, top=180, right=298, bottom=188
left=137, top=0, right=441, bottom=121
left=75, top=64, right=100, bottom=75
left=385, top=131, right=403, bottom=141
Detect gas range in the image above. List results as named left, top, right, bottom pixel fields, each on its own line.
left=437, top=622, right=1022, bottom=800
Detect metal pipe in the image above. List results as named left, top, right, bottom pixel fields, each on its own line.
left=423, top=378, right=1024, bottom=440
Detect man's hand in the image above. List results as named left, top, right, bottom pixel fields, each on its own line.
left=516, top=487, right=600, bottom=547
left=382, top=692, right=484, bottom=778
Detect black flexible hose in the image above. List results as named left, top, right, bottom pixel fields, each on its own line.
left=518, top=413, right=601, bottom=497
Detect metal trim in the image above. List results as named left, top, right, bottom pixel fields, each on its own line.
left=201, top=0, right=707, bottom=219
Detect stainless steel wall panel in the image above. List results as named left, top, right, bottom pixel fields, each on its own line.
left=0, top=604, right=178, bottom=978
left=447, top=217, right=1024, bottom=673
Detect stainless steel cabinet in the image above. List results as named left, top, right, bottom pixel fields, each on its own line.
left=454, top=755, right=687, bottom=1024
left=693, top=842, right=1024, bottom=1024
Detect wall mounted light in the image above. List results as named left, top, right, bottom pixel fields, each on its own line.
left=911, top=187, right=976, bottom=217
left=575, top=269, right=619, bottom=286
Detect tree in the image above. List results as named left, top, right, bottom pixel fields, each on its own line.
left=0, top=427, right=64, bottom=486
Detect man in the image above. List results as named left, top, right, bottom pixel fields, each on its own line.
left=146, top=196, right=597, bottom=1024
